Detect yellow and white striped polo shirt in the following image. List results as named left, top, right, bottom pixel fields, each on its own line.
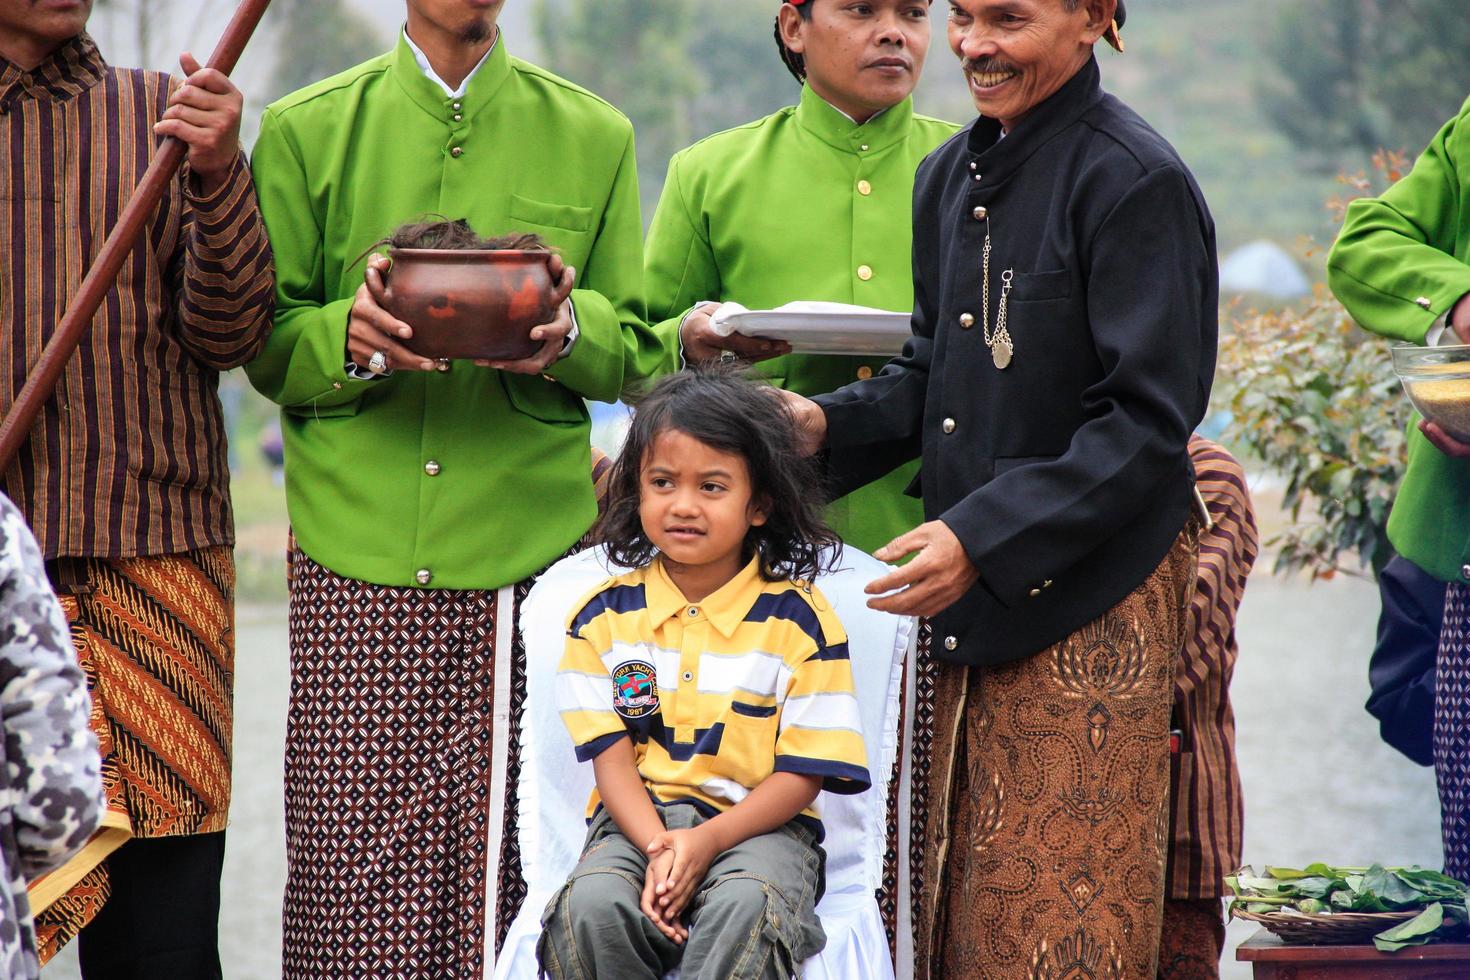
left=557, top=555, right=869, bottom=834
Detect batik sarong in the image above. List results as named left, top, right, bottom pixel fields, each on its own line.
left=1436, top=581, right=1470, bottom=880
left=282, top=547, right=547, bottom=979
left=31, top=547, right=235, bottom=961
left=916, top=523, right=1198, bottom=979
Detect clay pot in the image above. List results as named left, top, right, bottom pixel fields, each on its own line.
left=383, top=248, right=557, bottom=361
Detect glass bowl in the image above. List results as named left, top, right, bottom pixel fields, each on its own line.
left=1392, top=343, right=1470, bottom=443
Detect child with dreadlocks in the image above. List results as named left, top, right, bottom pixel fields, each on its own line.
left=538, top=370, right=869, bottom=979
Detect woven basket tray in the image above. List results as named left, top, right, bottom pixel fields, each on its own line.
left=1231, top=906, right=1420, bottom=945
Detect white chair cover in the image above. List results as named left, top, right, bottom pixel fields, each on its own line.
left=490, top=546, right=913, bottom=979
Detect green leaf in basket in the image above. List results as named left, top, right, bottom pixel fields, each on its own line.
left=1264, top=866, right=1310, bottom=880
left=1353, top=865, right=1425, bottom=910
left=1246, top=903, right=1286, bottom=915
left=1393, top=867, right=1468, bottom=900
left=1374, top=903, right=1445, bottom=952
left=1297, top=898, right=1329, bottom=914
left=1234, top=874, right=1294, bottom=895
left=1291, top=876, right=1346, bottom=901
left=1263, top=863, right=1338, bottom=881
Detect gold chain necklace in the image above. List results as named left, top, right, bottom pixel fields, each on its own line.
left=980, top=222, right=1014, bottom=370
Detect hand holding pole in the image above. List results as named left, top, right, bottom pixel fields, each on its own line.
left=0, top=0, right=274, bottom=474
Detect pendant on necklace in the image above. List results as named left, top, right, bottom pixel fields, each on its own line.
left=992, top=341, right=1013, bottom=370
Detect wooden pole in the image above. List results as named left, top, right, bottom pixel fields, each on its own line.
left=0, top=0, right=274, bottom=474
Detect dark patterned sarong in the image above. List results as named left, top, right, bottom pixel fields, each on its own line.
left=1157, top=898, right=1225, bottom=980
left=283, top=547, right=546, bottom=979
left=1436, top=581, right=1470, bottom=880
left=31, top=547, right=235, bottom=961
left=917, top=523, right=1198, bottom=979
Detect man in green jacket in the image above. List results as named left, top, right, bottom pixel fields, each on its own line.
left=246, top=1, right=660, bottom=975
left=646, top=0, right=958, bottom=556
left=1328, top=94, right=1470, bottom=882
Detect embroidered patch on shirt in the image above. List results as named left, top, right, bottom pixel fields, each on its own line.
left=611, top=661, right=659, bottom=719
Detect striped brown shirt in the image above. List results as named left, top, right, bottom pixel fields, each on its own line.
left=1168, top=436, right=1258, bottom=899
left=0, top=34, right=273, bottom=560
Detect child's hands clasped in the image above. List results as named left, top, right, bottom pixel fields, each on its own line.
left=640, top=847, right=687, bottom=944
left=646, top=825, right=722, bottom=928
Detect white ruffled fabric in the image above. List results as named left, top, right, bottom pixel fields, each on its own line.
left=490, top=546, right=913, bottom=980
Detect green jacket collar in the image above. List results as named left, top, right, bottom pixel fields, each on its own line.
left=795, top=83, right=915, bottom=154
left=390, top=31, right=511, bottom=119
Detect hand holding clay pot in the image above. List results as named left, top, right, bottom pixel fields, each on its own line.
left=346, top=254, right=436, bottom=373
left=382, top=247, right=561, bottom=362
left=473, top=254, right=578, bottom=375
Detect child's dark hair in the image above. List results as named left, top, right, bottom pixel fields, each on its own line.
left=596, top=368, right=841, bottom=584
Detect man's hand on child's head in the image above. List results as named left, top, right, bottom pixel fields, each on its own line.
left=647, top=826, right=722, bottom=922
left=640, top=849, right=687, bottom=944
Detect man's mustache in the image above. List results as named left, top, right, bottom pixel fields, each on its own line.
left=962, top=58, right=1018, bottom=76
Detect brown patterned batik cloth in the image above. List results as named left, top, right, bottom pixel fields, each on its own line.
left=917, top=523, right=1198, bottom=980
left=1157, top=898, right=1225, bottom=980
left=31, top=547, right=235, bottom=961
left=283, top=547, right=550, bottom=979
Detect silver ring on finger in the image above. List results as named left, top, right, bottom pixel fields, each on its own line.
left=718, top=349, right=737, bottom=365
left=368, top=350, right=388, bottom=375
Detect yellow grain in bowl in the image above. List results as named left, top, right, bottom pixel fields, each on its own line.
left=1407, top=370, right=1470, bottom=442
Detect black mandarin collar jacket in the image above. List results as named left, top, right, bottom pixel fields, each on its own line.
left=816, top=56, right=1218, bottom=667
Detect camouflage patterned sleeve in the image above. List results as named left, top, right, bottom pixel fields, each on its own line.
left=0, top=496, right=102, bottom=880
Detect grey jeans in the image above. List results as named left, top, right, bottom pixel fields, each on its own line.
left=537, top=804, right=827, bottom=979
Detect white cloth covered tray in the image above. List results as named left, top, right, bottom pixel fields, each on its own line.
left=711, top=302, right=912, bottom=357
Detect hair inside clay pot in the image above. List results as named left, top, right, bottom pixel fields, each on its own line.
left=373, top=217, right=559, bottom=362
left=379, top=217, right=552, bottom=254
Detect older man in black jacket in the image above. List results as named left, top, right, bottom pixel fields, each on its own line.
left=785, top=1, right=1217, bottom=975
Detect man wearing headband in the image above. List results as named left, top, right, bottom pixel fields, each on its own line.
left=645, top=0, right=957, bottom=558
left=783, top=1, right=1220, bottom=975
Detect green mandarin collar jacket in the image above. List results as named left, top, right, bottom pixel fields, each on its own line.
left=1329, top=94, right=1470, bottom=585
left=247, top=36, right=662, bottom=590
left=644, top=84, right=958, bottom=553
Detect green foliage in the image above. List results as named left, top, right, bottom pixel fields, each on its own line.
left=1228, top=864, right=1469, bottom=951
left=264, top=0, right=384, bottom=105
left=1376, top=903, right=1447, bottom=952
left=686, top=1, right=801, bottom=140
left=1259, top=0, right=1470, bottom=170
left=1217, top=292, right=1407, bottom=582
left=1215, top=159, right=1412, bottom=582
